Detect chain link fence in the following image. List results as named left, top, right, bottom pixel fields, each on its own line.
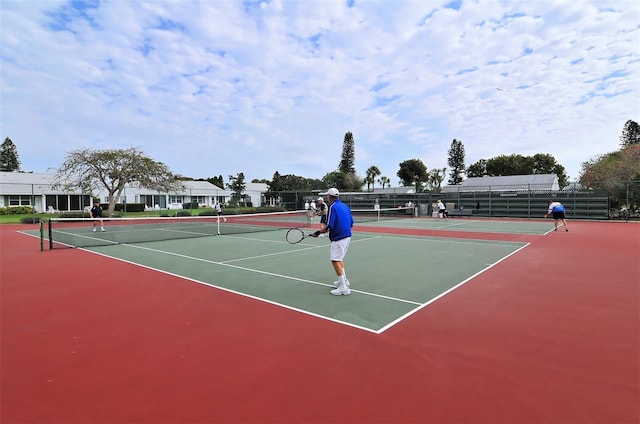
left=3, top=180, right=638, bottom=220
left=268, top=180, right=640, bottom=220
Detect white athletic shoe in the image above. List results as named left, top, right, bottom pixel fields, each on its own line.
left=101, top=228, right=105, bottom=232
left=330, top=285, right=351, bottom=296
left=93, top=228, right=96, bottom=232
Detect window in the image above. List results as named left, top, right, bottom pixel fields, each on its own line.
left=9, top=195, right=31, bottom=206
left=169, top=196, right=184, bottom=203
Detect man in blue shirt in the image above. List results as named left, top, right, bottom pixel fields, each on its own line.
left=312, top=188, right=354, bottom=295
left=545, top=201, right=569, bottom=232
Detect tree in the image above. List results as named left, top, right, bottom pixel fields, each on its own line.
left=620, top=119, right=640, bottom=148
left=397, top=159, right=428, bottom=192
left=208, top=175, right=224, bottom=189
left=0, top=137, right=20, bottom=171
left=486, top=154, right=534, bottom=176
left=428, top=168, right=447, bottom=191
left=322, top=171, right=362, bottom=191
left=269, top=171, right=284, bottom=192
left=532, top=153, right=569, bottom=187
left=466, top=159, right=486, bottom=177
left=338, top=131, right=356, bottom=174
left=447, top=139, right=465, bottom=185
left=378, top=176, right=391, bottom=189
left=580, top=144, right=640, bottom=209
left=468, top=153, right=568, bottom=187
left=365, top=166, right=381, bottom=191
left=227, top=172, right=246, bottom=206
left=53, top=147, right=183, bottom=216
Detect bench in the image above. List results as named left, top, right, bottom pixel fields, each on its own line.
left=448, top=208, right=473, bottom=218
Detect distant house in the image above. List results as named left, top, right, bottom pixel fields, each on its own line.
left=243, top=182, right=269, bottom=207
left=93, top=180, right=233, bottom=209
left=0, top=172, right=89, bottom=213
left=442, top=174, right=560, bottom=192
left=0, top=172, right=268, bottom=212
left=370, top=187, right=416, bottom=195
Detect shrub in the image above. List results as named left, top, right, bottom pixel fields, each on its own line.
left=20, top=216, right=41, bottom=224
left=60, top=212, right=91, bottom=219
left=112, top=203, right=146, bottom=212
left=176, top=210, right=192, bottom=217
left=0, top=206, right=36, bottom=215
left=182, top=202, right=199, bottom=209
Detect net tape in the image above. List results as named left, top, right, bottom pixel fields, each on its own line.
left=44, top=207, right=414, bottom=249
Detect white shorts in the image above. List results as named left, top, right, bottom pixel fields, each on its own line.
left=330, top=237, right=351, bottom=262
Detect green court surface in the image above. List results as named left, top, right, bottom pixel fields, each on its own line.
left=83, top=229, right=529, bottom=333
left=364, top=216, right=555, bottom=234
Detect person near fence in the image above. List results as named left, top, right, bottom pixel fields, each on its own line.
left=215, top=201, right=227, bottom=222
left=315, top=196, right=327, bottom=237
left=90, top=201, right=105, bottom=232
left=311, top=188, right=354, bottom=296
left=545, top=201, right=569, bottom=232
left=437, top=199, right=448, bottom=220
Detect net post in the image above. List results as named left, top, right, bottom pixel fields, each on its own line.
left=39, top=219, right=44, bottom=251
left=48, top=219, right=53, bottom=250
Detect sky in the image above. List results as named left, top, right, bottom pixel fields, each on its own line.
left=1, top=0, right=638, bottom=186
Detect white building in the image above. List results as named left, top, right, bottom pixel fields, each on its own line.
left=441, top=174, right=560, bottom=192
left=0, top=172, right=90, bottom=213
left=93, top=180, right=233, bottom=210
left=0, top=172, right=268, bottom=212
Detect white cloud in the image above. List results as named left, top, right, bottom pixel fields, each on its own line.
left=1, top=0, right=638, bottom=184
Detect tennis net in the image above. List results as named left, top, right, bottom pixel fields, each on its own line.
left=44, top=211, right=310, bottom=249
left=351, top=206, right=415, bottom=223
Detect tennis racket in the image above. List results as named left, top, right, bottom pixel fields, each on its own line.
left=286, top=228, right=314, bottom=244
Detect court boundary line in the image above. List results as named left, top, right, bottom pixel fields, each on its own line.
left=81, top=247, right=381, bottom=333
left=376, top=242, right=531, bottom=333
left=75, top=241, right=425, bottom=333
left=20, top=228, right=531, bottom=334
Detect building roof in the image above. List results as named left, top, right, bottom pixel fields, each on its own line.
left=0, top=171, right=71, bottom=194
left=442, top=174, right=559, bottom=192
left=370, top=187, right=416, bottom=194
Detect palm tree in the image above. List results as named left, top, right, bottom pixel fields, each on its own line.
left=428, top=168, right=447, bottom=191
left=365, top=166, right=381, bottom=192
left=378, top=176, right=390, bottom=189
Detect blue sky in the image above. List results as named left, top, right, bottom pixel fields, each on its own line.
left=1, top=0, right=638, bottom=185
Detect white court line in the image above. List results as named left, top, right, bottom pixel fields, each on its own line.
left=79, top=247, right=381, bottom=334
left=28, top=228, right=531, bottom=334
left=376, top=242, right=532, bottom=333
left=75, top=241, right=423, bottom=334
left=115, top=240, right=423, bottom=306
left=356, top=232, right=526, bottom=247
left=219, top=233, right=382, bottom=263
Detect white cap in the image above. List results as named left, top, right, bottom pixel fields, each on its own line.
left=322, top=188, right=340, bottom=197
left=317, top=197, right=324, bottom=201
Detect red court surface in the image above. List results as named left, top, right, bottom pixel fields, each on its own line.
left=1, top=221, right=639, bottom=423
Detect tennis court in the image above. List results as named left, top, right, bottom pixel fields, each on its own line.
left=83, top=230, right=528, bottom=333
left=32, top=211, right=538, bottom=333
left=4, top=213, right=638, bottom=423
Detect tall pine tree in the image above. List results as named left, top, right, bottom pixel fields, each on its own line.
left=620, top=120, right=640, bottom=148
left=447, top=139, right=465, bottom=185
left=339, top=131, right=356, bottom=174
left=0, top=137, right=21, bottom=172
